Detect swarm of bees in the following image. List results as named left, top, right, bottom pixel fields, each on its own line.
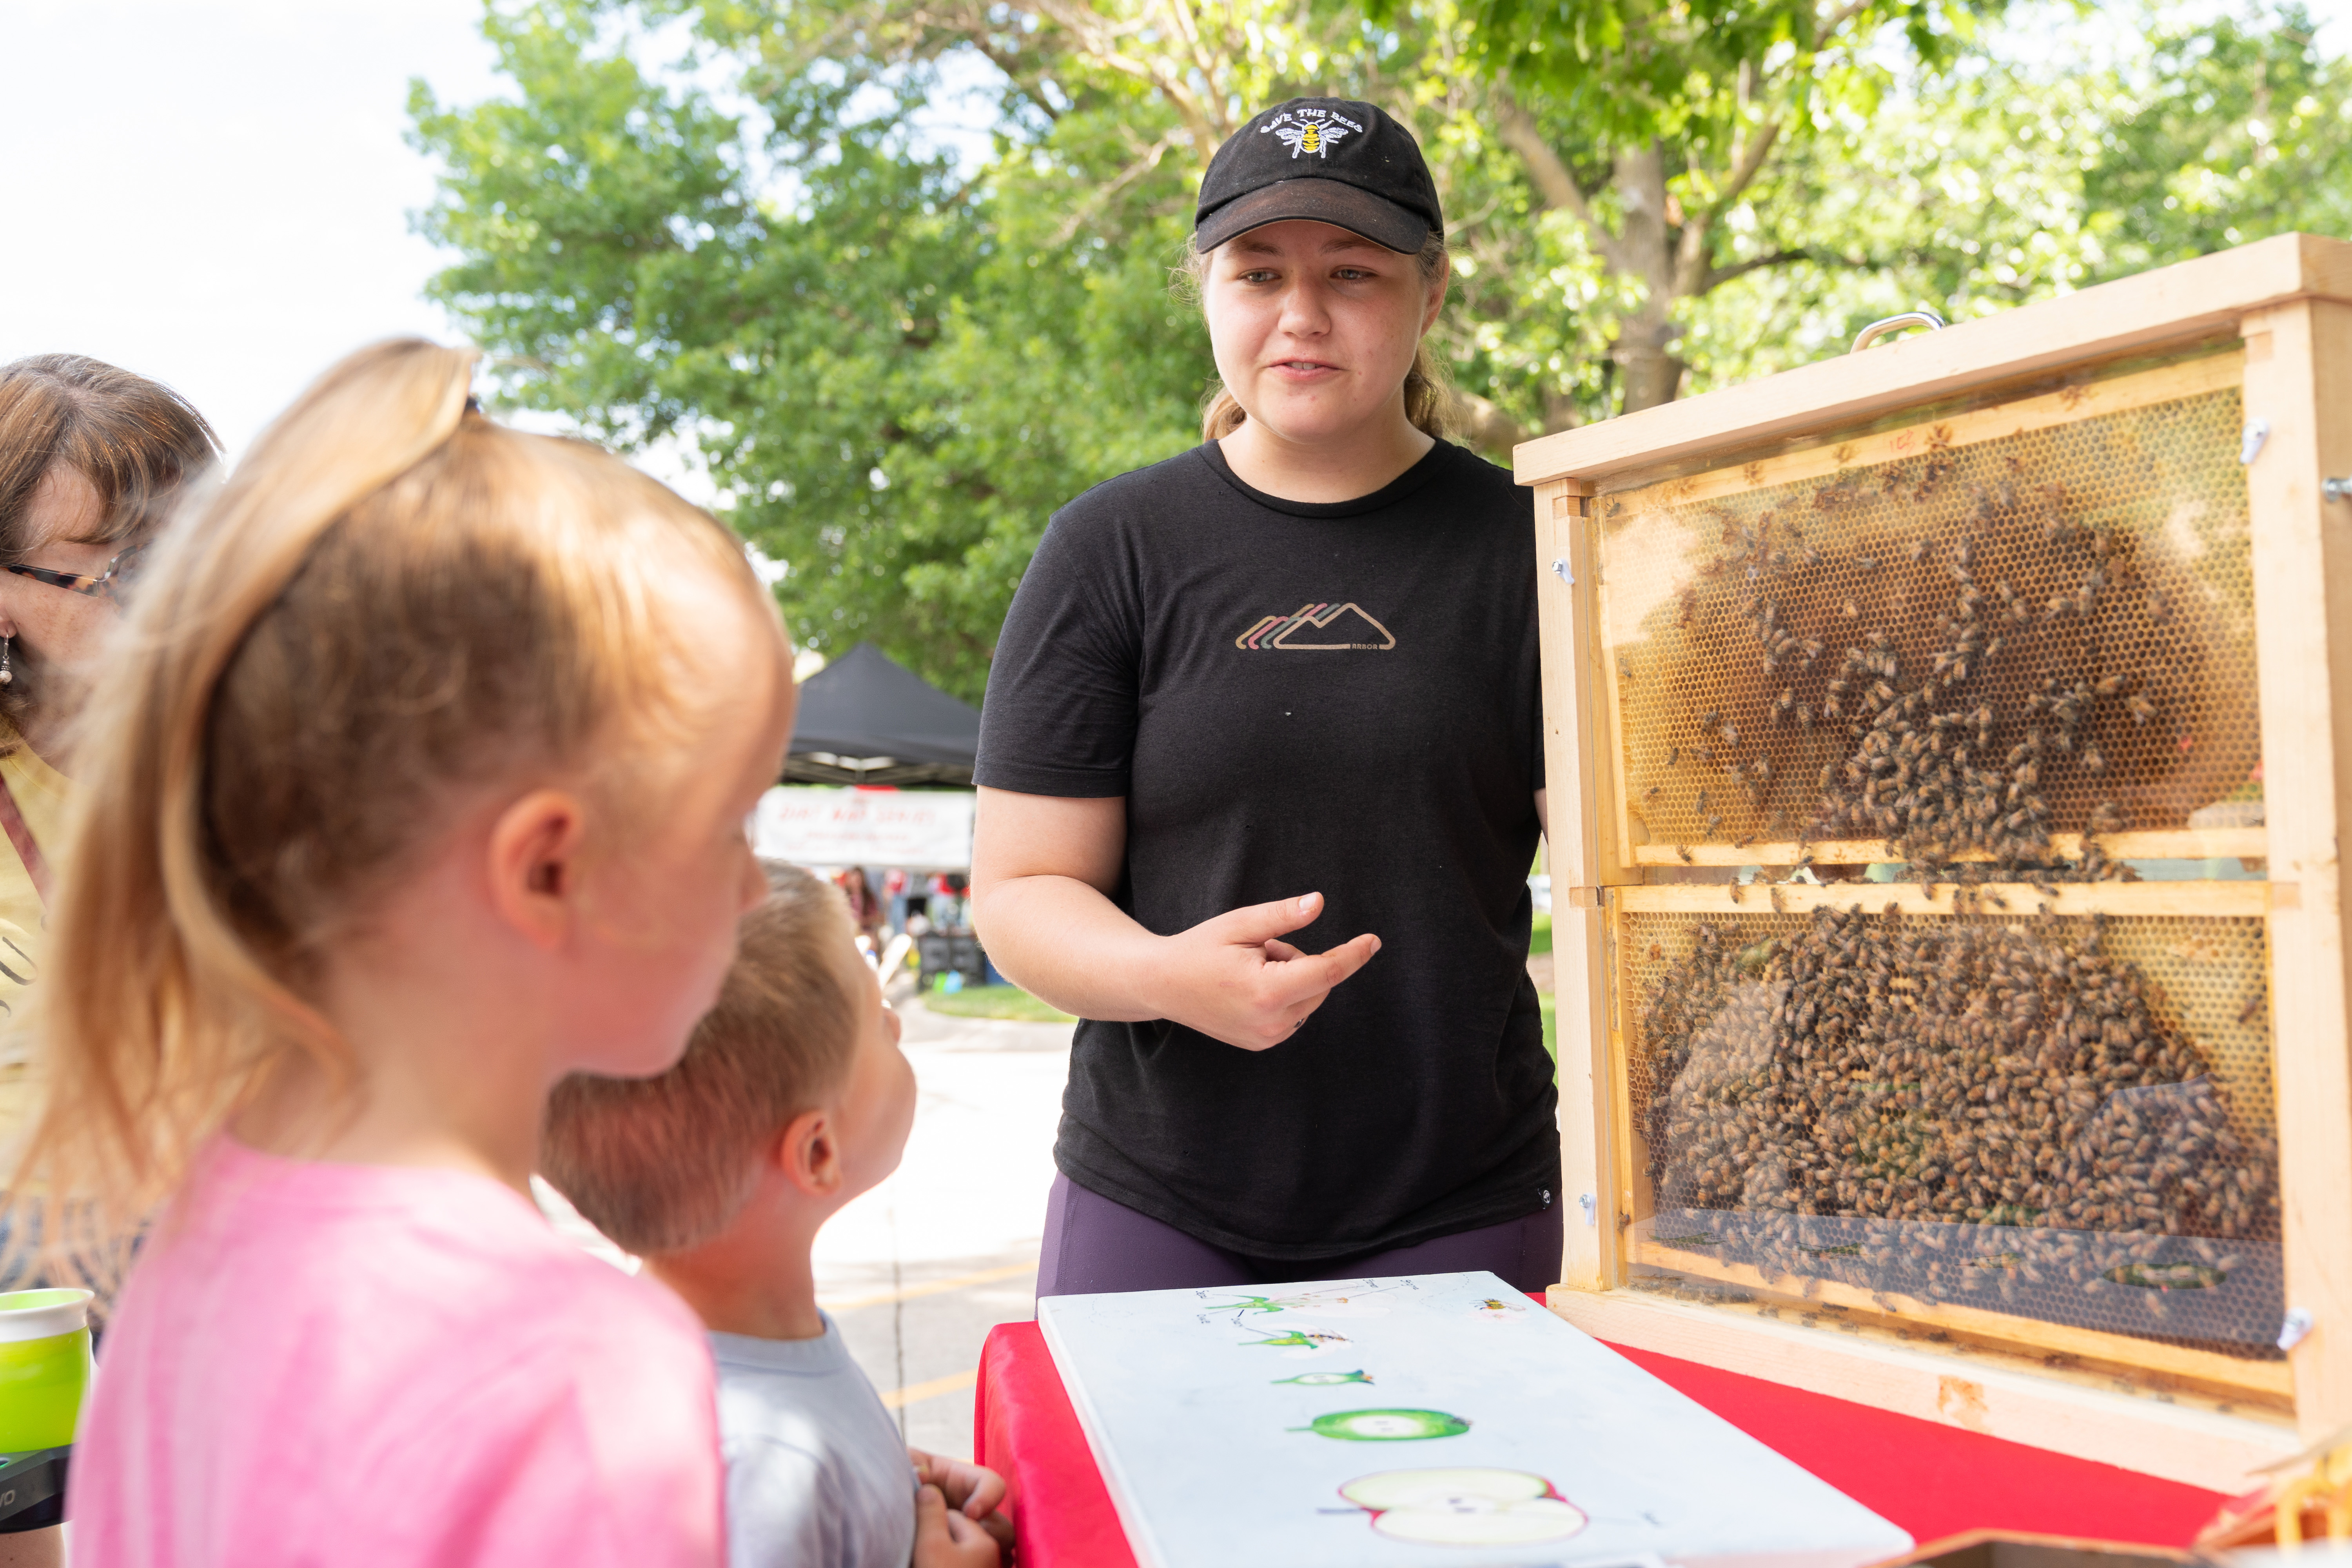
left=1795, top=484, right=2145, bottom=868
left=1627, top=460, right=2228, bottom=886
left=1634, top=909, right=2278, bottom=1316
left=1615, top=413, right=2274, bottom=1341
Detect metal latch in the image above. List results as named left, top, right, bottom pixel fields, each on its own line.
left=2324, top=477, right=2352, bottom=503
left=2280, top=1307, right=2315, bottom=1351
left=2241, top=418, right=2270, bottom=465
left=1551, top=558, right=1575, bottom=586
left=1578, top=1193, right=1598, bottom=1228
left=1850, top=310, right=1945, bottom=352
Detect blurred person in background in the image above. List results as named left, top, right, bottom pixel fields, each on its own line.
left=0, top=355, right=216, bottom=1564
left=834, top=865, right=884, bottom=950
left=0, top=354, right=216, bottom=1130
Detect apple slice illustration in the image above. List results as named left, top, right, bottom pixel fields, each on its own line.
left=1339, top=1467, right=1588, bottom=1546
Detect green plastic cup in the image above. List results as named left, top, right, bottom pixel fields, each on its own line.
left=0, top=1288, right=94, bottom=1451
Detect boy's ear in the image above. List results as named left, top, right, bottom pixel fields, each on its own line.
left=485, top=788, right=589, bottom=950
left=778, top=1107, right=842, bottom=1197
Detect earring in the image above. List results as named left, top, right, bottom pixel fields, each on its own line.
left=1, top=637, right=13, bottom=686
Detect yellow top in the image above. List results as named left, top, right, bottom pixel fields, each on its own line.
left=0, top=742, right=74, bottom=1161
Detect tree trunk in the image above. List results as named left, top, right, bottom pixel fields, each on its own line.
left=1611, top=141, right=1686, bottom=412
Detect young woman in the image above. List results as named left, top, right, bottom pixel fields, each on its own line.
left=971, top=99, right=1559, bottom=1295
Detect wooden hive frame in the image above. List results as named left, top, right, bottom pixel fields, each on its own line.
left=1517, top=233, right=2352, bottom=1494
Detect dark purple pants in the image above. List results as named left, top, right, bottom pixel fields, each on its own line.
left=1035, top=1173, right=1564, bottom=1299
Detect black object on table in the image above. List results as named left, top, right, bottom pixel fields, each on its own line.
left=0, top=1447, right=68, bottom=1533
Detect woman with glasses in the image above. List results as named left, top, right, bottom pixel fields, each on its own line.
left=0, top=355, right=212, bottom=1558
left=0, top=355, right=213, bottom=935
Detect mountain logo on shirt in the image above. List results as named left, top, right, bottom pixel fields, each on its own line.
left=1236, top=602, right=1396, bottom=651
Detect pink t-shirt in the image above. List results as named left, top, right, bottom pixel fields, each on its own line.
left=72, top=1139, right=724, bottom=1568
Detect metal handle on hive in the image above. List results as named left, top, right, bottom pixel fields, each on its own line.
left=1850, top=310, right=1947, bottom=353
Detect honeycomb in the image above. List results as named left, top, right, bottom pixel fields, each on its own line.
left=1617, top=905, right=2283, bottom=1361
left=1600, top=378, right=2259, bottom=856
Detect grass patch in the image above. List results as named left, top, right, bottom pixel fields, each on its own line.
left=1530, top=911, right=1552, bottom=958
left=920, top=984, right=1077, bottom=1024
left=1540, top=991, right=1557, bottom=1064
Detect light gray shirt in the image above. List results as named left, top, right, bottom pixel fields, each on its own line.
left=711, top=1316, right=917, bottom=1568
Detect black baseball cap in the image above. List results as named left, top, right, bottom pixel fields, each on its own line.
left=1194, top=98, right=1443, bottom=255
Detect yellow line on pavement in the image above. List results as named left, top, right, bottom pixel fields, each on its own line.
left=818, top=1261, right=1037, bottom=1313
left=880, top=1368, right=978, bottom=1410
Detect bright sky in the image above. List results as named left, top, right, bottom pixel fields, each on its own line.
left=0, top=0, right=504, bottom=462
left=4, top=0, right=2345, bottom=469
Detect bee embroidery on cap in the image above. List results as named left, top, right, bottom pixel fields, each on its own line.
left=1261, top=105, right=1364, bottom=159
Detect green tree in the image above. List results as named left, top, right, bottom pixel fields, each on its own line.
left=2081, top=5, right=2352, bottom=271
left=410, top=0, right=2349, bottom=697
left=1430, top=0, right=2018, bottom=411
left=411, top=0, right=1451, bottom=693
left=412, top=5, right=1201, bottom=695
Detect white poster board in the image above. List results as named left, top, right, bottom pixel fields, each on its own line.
left=753, top=786, right=974, bottom=869
left=1038, top=1271, right=1910, bottom=1568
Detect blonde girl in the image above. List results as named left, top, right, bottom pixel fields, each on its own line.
left=9, top=340, right=796, bottom=1566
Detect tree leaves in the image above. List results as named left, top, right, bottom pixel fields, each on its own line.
left=409, top=0, right=2349, bottom=698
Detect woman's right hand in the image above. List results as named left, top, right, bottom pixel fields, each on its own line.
left=970, top=789, right=1380, bottom=1047
left=1145, top=891, right=1380, bottom=1051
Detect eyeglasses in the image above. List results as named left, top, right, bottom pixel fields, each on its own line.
left=5, top=542, right=146, bottom=604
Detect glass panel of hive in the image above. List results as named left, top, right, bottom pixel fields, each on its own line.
left=1617, top=907, right=2283, bottom=1373
left=1596, top=361, right=2259, bottom=862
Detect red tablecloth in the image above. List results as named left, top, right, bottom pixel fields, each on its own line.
left=974, top=1305, right=2229, bottom=1566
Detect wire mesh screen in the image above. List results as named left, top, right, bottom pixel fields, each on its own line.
left=1618, top=905, right=2283, bottom=1362
left=1598, top=372, right=2258, bottom=856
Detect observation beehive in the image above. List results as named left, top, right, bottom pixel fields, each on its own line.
left=1515, top=234, right=2352, bottom=1492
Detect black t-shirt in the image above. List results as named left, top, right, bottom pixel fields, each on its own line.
left=975, top=438, right=1557, bottom=1259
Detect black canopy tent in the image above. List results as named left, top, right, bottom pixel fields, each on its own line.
left=784, top=641, right=982, bottom=787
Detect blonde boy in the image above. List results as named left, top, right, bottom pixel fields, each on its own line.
left=544, top=864, right=1009, bottom=1568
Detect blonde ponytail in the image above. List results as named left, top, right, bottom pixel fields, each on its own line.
left=5, top=339, right=784, bottom=1288
left=1183, top=230, right=1455, bottom=444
